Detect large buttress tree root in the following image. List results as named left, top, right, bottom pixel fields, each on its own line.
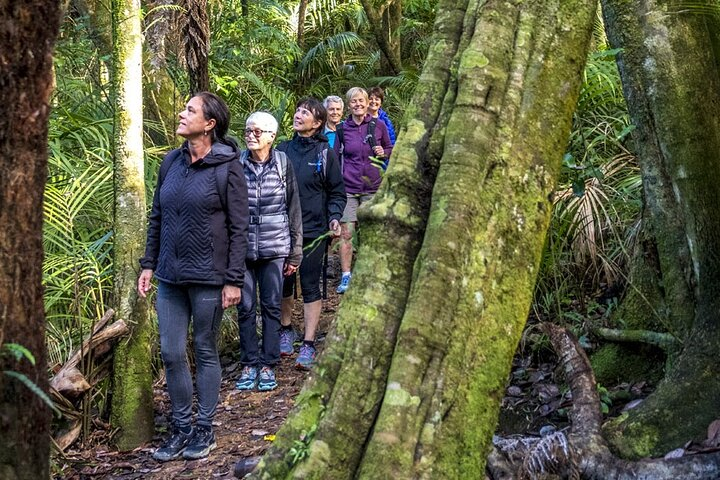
left=487, top=324, right=720, bottom=480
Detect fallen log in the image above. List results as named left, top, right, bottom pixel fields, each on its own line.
left=50, top=311, right=129, bottom=398
left=49, top=309, right=132, bottom=451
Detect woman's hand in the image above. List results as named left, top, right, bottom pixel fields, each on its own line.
left=222, top=285, right=241, bottom=308
left=283, top=262, right=298, bottom=277
left=329, top=219, right=341, bottom=237
left=138, top=269, right=154, bottom=298
left=372, top=145, right=385, bottom=157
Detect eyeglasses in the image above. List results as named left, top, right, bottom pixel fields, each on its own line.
left=244, top=128, right=273, bottom=138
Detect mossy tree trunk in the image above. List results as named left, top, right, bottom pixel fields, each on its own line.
left=600, top=0, right=720, bottom=458
left=249, top=0, right=596, bottom=478
left=109, top=0, right=155, bottom=450
left=0, top=0, right=61, bottom=478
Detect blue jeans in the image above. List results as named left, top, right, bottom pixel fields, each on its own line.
left=237, top=258, right=284, bottom=367
left=156, top=281, right=223, bottom=428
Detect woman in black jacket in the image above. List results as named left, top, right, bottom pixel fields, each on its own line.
left=138, top=92, right=248, bottom=462
left=276, top=97, right=346, bottom=370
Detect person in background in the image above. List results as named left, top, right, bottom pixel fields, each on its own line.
left=323, top=95, right=345, bottom=150
left=336, top=87, right=393, bottom=294
left=235, top=112, right=303, bottom=392
left=276, top=97, right=346, bottom=369
left=367, top=86, right=396, bottom=145
left=139, top=92, right=248, bottom=462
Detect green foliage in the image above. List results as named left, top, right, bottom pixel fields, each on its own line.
left=1, top=343, right=61, bottom=416
left=534, top=43, right=641, bottom=322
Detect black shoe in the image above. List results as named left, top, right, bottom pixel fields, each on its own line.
left=183, top=425, right=217, bottom=460
left=152, top=425, right=194, bottom=462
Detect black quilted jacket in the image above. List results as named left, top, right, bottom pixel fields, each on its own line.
left=140, top=141, right=249, bottom=287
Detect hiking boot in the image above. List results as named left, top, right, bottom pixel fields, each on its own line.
left=336, top=273, right=352, bottom=294
left=295, top=344, right=317, bottom=370
left=235, top=365, right=259, bottom=391
left=279, top=328, right=297, bottom=357
left=152, top=425, right=194, bottom=462
left=183, top=425, right=216, bottom=460
left=257, top=366, right=277, bottom=391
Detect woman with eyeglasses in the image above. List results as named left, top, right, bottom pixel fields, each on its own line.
left=138, top=92, right=248, bottom=462
left=235, top=112, right=303, bottom=392
left=276, top=97, right=346, bottom=370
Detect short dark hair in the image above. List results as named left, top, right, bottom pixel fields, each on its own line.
left=368, top=86, right=385, bottom=102
left=296, top=97, right=327, bottom=132
left=195, top=91, right=231, bottom=143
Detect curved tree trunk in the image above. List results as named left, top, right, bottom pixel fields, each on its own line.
left=0, top=0, right=61, bottom=478
left=109, top=0, right=155, bottom=449
left=359, top=0, right=402, bottom=75
left=600, top=0, right=720, bottom=458
left=247, top=0, right=596, bottom=478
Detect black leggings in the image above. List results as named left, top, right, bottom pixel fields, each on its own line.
left=283, top=237, right=327, bottom=303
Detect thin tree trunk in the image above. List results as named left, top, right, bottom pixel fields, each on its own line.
left=109, top=0, right=154, bottom=449
left=183, top=0, right=210, bottom=94
left=297, top=0, right=309, bottom=47
left=0, top=0, right=61, bottom=478
left=248, top=0, right=596, bottom=478
left=600, top=0, right=720, bottom=458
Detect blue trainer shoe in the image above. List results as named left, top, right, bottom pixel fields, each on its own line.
left=279, top=328, right=297, bottom=357
left=257, top=366, right=277, bottom=391
left=235, top=366, right=258, bottom=391
left=336, top=273, right=352, bottom=294
left=295, top=344, right=317, bottom=370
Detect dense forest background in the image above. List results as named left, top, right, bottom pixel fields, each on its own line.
left=3, top=0, right=720, bottom=478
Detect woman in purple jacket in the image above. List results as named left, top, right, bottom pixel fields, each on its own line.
left=336, top=87, right=393, bottom=294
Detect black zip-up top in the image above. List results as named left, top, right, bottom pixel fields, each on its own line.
left=140, top=141, right=249, bottom=287
left=241, top=149, right=303, bottom=265
left=276, top=132, right=346, bottom=238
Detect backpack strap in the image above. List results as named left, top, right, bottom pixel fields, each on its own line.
left=274, top=150, right=288, bottom=204
left=336, top=123, right=344, bottom=151
left=366, top=118, right=377, bottom=148
left=215, top=161, right=229, bottom=211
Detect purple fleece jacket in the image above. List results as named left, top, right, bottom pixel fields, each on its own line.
left=339, top=114, right=393, bottom=195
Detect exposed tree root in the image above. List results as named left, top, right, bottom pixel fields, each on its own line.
left=487, top=324, right=720, bottom=480
left=593, top=327, right=678, bottom=352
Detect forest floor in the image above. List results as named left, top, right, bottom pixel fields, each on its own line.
left=54, top=256, right=653, bottom=480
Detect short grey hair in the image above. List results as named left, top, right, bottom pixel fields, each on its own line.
left=345, top=87, right=368, bottom=103
left=246, top=111, right=278, bottom=134
left=323, top=95, right=344, bottom=109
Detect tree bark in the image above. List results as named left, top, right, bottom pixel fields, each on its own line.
left=600, top=0, right=720, bottom=458
left=297, top=0, right=309, bottom=47
left=0, top=0, right=61, bottom=478
left=109, top=0, right=155, bottom=449
left=183, top=0, right=210, bottom=94
left=247, top=0, right=596, bottom=478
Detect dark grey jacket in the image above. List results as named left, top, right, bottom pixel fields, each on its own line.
left=140, top=141, right=249, bottom=287
left=242, top=149, right=303, bottom=265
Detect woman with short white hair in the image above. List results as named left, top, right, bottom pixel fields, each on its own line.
left=235, top=111, right=303, bottom=392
